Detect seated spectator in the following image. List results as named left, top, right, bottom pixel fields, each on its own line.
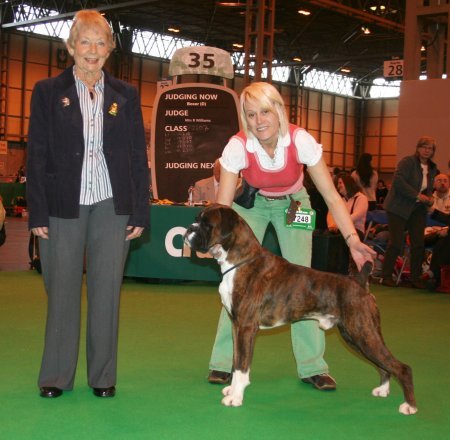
left=327, top=172, right=369, bottom=240
left=0, top=195, right=5, bottom=228
left=431, top=173, right=450, bottom=214
left=0, top=196, right=6, bottom=247
left=376, top=179, right=389, bottom=206
left=192, top=159, right=221, bottom=203
left=423, top=208, right=450, bottom=291
left=15, top=165, right=26, bottom=183
left=326, top=172, right=369, bottom=275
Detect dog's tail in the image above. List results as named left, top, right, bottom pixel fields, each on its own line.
left=354, top=261, right=373, bottom=289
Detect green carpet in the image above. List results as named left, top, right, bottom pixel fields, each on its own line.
left=0, top=271, right=449, bottom=439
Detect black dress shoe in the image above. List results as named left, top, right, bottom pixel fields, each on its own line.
left=426, top=278, right=438, bottom=291
left=411, top=279, right=427, bottom=290
left=208, top=370, right=232, bottom=384
left=93, top=386, right=116, bottom=398
left=381, top=277, right=397, bottom=287
left=39, top=387, right=63, bottom=398
left=301, top=373, right=336, bottom=391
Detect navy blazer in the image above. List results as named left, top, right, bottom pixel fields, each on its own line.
left=27, top=67, right=150, bottom=229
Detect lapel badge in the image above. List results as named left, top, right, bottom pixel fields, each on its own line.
left=108, top=102, right=118, bottom=116
left=61, top=97, right=70, bottom=107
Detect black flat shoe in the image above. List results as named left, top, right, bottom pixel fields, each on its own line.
left=39, top=387, right=63, bottom=398
left=93, top=386, right=116, bottom=397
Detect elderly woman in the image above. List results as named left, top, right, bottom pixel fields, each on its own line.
left=27, top=10, right=149, bottom=398
left=208, top=82, right=375, bottom=390
left=381, top=136, right=438, bottom=289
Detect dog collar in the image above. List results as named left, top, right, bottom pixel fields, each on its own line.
left=222, top=256, right=260, bottom=277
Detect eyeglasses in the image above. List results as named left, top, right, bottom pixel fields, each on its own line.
left=418, top=145, right=434, bottom=150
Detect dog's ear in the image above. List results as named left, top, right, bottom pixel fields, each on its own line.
left=217, top=206, right=238, bottom=236
left=354, top=261, right=373, bottom=288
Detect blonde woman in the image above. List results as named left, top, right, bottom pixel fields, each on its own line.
left=208, top=82, right=375, bottom=390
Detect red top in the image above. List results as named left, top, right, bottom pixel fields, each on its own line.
left=232, top=124, right=304, bottom=196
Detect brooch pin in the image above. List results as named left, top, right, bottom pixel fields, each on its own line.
left=61, top=97, right=70, bottom=107
left=108, top=103, right=118, bottom=116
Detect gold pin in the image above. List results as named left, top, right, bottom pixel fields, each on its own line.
left=108, top=102, right=118, bottom=116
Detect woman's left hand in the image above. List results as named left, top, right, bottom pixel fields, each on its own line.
left=348, top=240, right=376, bottom=271
left=126, top=226, right=144, bottom=241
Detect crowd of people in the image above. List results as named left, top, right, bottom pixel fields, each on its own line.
left=196, top=137, right=449, bottom=293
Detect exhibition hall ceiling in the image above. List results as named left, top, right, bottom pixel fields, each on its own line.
left=2, top=1, right=408, bottom=83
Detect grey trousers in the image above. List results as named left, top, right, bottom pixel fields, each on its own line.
left=38, top=199, right=130, bottom=390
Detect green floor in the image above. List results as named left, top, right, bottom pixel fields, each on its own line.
left=1, top=271, right=449, bottom=439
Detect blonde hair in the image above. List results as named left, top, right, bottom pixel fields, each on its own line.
left=66, top=10, right=115, bottom=52
left=240, top=82, right=289, bottom=137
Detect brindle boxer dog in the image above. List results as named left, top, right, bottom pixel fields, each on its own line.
left=184, top=204, right=417, bottom=415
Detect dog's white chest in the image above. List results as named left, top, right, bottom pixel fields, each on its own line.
left=219, top=272, right=235, bottom=314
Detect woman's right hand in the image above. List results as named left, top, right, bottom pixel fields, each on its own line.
left=32, top=226, right=49, bottom=239
left=348, top=239, right=376, bottom=271
left=417, top=194, right=433, bottom=206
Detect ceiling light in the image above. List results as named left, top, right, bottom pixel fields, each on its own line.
left=293, top=57, right=302, bottom=62
left=216, top=1, right=246, bottom=7
left=233, top=43, right=244, bottom=49
left=298, top=9, right=311, bottom=16
left=421, top=45, right=426, bottom=51
left=168, top=27, right=180, bottom=33
left=340, top=68, right=351, bottom=73
left=361, top=26, right=371, bottom=35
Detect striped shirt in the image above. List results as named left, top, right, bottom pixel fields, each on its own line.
left=74, top=69, right=113, bottom=205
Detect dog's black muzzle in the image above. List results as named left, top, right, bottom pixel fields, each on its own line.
left=184, top=222, right=210, bottom=253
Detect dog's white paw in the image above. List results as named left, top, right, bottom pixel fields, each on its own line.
left=222, top=387, right=244, bottom=406
left=222, top=385, right=232, bottom=396
left=399, top=402, right=418, bottom=415
left=220, top=370, right=249, bottom=407
left=222, top=395, right=242, bottom=406
left=372, top=383, right=390, bottom=398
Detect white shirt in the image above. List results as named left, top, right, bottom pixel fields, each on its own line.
left=420, top=164, right=428, bottom=192
left=432, top=189, right=450, bottom=214
left=220, top=129, right=322, bottom=174
left=74, top=70, right=113, bottom=205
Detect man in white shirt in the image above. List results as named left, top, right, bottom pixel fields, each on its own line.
left=432, top=173, right=450, bottom=214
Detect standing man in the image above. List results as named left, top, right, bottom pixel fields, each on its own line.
left=27, top=10, right=149, bottom=398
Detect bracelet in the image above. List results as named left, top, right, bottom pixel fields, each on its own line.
left=344, top=232, right=358, bottom=244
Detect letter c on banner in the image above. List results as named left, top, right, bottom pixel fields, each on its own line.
left=165, top=227, right=190, bottom=257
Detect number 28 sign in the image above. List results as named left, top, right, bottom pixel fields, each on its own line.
left=383, top=59, right=404, bottom=78
left=169, top=46, right=234, bottom=79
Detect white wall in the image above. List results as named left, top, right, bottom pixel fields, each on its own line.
left=398, top=79, right=450, bottom=173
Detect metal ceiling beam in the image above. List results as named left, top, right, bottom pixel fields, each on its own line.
left=267, top=50, right=403, bottom=68
left=308, top=0, right=405, bottom=33
left=2, top=0, right=156, bottom=29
